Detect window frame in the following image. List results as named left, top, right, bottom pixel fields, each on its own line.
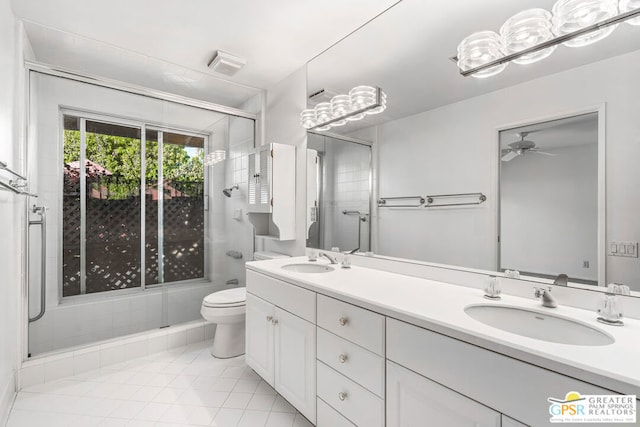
left=59, top=108, right=211, bottom=302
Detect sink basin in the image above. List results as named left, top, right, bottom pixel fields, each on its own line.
left=281, top=263, right=335, bottom=273
left=464, top=304, right=614, bottom=346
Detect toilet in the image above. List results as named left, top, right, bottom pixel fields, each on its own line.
left=201, top=251, right=290, bottom=358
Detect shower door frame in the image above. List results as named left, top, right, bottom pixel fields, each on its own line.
left=24, top=62, right=258, bottom=360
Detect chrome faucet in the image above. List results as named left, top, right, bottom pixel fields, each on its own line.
left=534, top=286, right=557, bottom=308
left=319, top=252, right=338, bottom=264
left=553, top=274, right=569, bottom=287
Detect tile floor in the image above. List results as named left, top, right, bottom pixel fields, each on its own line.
left=6, top=340, right=314, bottom=427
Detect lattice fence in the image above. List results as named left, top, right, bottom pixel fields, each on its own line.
left=62, top=175, right=204, bottom=297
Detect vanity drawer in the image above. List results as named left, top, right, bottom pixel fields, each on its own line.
left=317, top=327, right=384, bottom=397
left=246, top=270, right=315, bottom=322
left=317, top=294, right=385, bottom=355
left=317, top=361, right=384, bottom=427
left=317, top=398, right=356, bottom=427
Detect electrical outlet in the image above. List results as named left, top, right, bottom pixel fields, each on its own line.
left=608, top=241, right=639, bottom=258
left=583, top=261, right=590, bottom=268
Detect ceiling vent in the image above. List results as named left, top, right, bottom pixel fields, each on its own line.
left=208, top=50, right=247, bottom=76
left=308, top=88, right=339, bottom=105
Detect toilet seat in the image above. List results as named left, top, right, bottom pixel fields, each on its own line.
left=203, top=287, right=246, bottom=308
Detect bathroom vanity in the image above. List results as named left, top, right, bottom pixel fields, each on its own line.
left=245, top=256, right=640, bottom=427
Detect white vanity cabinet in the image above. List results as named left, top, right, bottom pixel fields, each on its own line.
left=246, top=270, right=316, bottom=423
left=387, top=361, right=501, bottom=427
left=386, top=318, right=621, bottom=427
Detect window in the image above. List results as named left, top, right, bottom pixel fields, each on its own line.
left=62, top=113, right=206, bottom=297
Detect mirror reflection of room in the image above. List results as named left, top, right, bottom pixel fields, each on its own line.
left=306, top=133, right=372, bottom=253
left=499, top=113, right=599, bottom=285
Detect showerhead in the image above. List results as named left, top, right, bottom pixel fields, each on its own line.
left=223, top=184, right=239, bottom=197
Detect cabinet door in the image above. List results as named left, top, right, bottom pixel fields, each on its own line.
left=274, top=307, right=316, bottom=423
left=245, top=293, right=275, bottom=386
left=387, top=361, right=500, bottom=427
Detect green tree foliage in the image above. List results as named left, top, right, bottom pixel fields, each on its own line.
left=64, top=130, right=204, bottom=199
left=64, top=130, right=204, bottom=181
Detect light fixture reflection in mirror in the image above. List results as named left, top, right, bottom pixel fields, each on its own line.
left=300, top=85, right=386, bottom=130
left=204, top=150, right=226, bottom=166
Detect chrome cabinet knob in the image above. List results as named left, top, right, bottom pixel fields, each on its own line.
left=272, top=318, right=279, bottom=325
left=266, top=316, right=273, bottom=322
left=338, top=317, right=348, bottom=326
left=338, top=354, right=348, bottom=363
left=338, top=391, right=347, bottom=401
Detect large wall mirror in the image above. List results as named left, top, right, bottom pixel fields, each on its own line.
left=305, top=0, right=640, bottom=294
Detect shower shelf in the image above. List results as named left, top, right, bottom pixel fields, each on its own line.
left=0, top=160, right=37, bottom=196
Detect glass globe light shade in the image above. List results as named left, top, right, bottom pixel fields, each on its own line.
left=329, top=94, right=352, bottom=125
left=349, top=85, right=377, bottom=109
left=500, top=8, right=556, bottom=64
left=315, top=125, right=331, bottom=132
left=314, top=102, right=333, bottom=125
left=552, top=0, right=619, bottom=47
left=620, top=0, right=640, bottom=25
left=331, top=94, right=352, bottom=116
left=300, top=109, right=317, bottom=129
left=457, top=31, right=507, bottom=78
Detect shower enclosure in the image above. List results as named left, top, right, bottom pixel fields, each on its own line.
left=26, top=71, right=256, bottom=357
left=306, top=132, right=372, bottom=253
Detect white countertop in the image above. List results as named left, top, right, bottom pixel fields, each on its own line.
left=247, top=256, right=640, bottom=395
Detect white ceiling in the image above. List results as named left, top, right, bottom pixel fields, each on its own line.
left=13, top=1, right=640, bottom=116
left=308, top=0, right=640, bottom=132
left=13, top=0, right=401, bottom=107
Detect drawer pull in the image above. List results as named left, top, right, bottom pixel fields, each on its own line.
left=339, top=317, right=349, bottom=326
left=266, top=316, right=273, bottom=322
left=338, top=354, right=348, bottom=363
left=338, top=391, right=347, bottom=401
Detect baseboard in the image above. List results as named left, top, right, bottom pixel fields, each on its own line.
left=0, top=373, right=16, bottom=426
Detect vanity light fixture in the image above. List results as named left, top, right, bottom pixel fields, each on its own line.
left=454, top=2, right=640, bottom=78
left=204, top=150, right=226, bottom=166
left=300, top=85, right=386, bottom=131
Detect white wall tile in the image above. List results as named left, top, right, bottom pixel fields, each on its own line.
left=186, top=325, right=204, bottom=345
left=167, top=330, right=187, bottom=349
left=124, top=339, right=147, bottom=360
left=19, top=364, right=44, bottom=389
left=73, top=350, right=100, bottom=376
left=44, top=356, right=74, bottom=382
left=146, top=335, right=167, bottom=354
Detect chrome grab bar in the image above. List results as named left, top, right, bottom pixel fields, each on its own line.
left=378, top=196, right=426, bottom=208
left=29, top=205, right=46, bottom=323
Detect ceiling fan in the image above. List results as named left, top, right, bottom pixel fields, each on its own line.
left=501, top=131, right=556, bottom=162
